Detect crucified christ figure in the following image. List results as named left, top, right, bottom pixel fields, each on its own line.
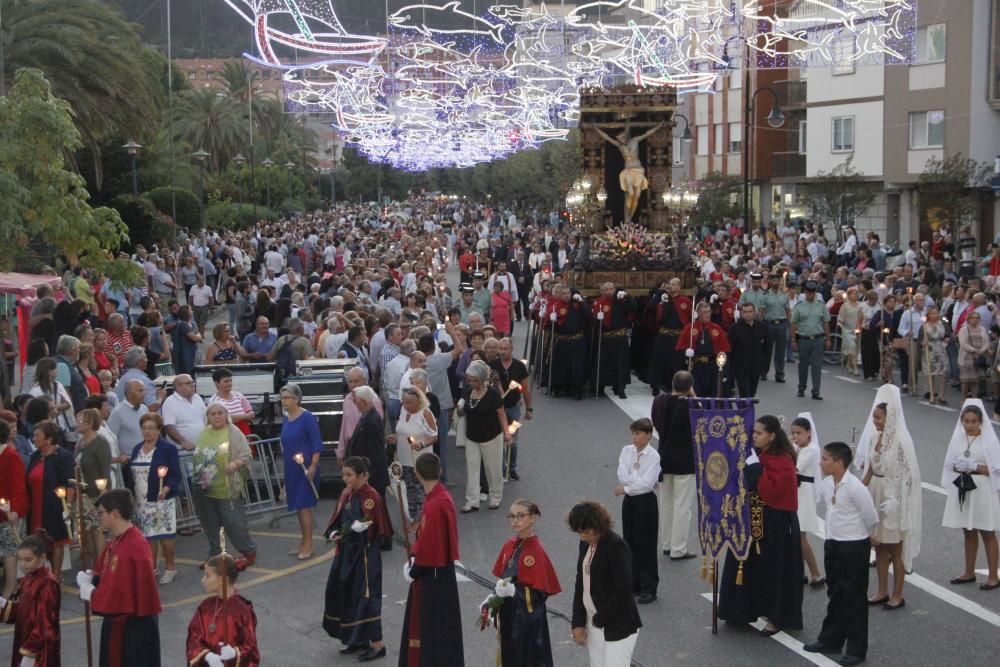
left=590, top=121, right=664, bottom=223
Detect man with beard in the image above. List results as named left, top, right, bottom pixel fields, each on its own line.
left=728, top=304, right=771, bottom=398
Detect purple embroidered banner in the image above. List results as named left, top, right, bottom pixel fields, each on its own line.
left=689, top=398, right=754, bottom=563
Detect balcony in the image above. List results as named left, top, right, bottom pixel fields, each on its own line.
left=774, top=80, right=807, bottom=110
left=771, top=152, right=806, bottom=178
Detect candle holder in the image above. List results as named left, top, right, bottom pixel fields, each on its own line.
left=157, top=466, right=168, bottom=499
left=507, top=421, right=522, bottom=436
left=502, top=380, right=522, bottom=398
left=95, top=479, right=108, bottom=493
left=0, top=498, right=18, bottom=543
left=293, top=452, right=320, bottom=499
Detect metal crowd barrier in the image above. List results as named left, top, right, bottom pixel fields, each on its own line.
left=173, top=436, right=288, bottom=531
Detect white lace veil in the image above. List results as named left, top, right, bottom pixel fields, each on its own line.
left=797, top=411, right=823, bottom=502
left=941, top=398, right=1000, bottom=493
left=855, top=384, right=922, bottom=572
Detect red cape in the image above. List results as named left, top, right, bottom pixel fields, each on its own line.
left=324, top=483, right=393, bottom=540
left=591, top=296, right=633, bottom=329
left=412, top=482, right=459, bottom=566
left=758, top=452, right=798, bottom=512
left=491, top=535, right=561, bottom=596
left=675, top=321, right=732, bottom=353
left=654, top=295, right=692, bottom=327
left=186, top=594, right=260, bottom=667
left=2, top=566, right=61, bottom=667
left=92, top=526, right=162, bottom=617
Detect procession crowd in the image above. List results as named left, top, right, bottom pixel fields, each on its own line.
left=0, top=196, right=999, bottom=666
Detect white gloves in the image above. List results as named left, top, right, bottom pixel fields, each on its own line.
left=685, top=348, right=695, bottom=358
left=710, top=294, right=719, bottom=304
left=350, top=520, right=371, bottom=534
left=957, top=458, right=979, bottom=473
left=879, top=498, right=899, bottom=514
left=617, top=290, right=626, bottom=300
left=661, top=293, right=669, bottom=303
left=205, top=654, right=223, bottom=667
left=494, top=579, right=516, bottom=598
left=549, top=312, right=557, bottom=321
left=746, top=450, right=760, bottom=466
left=596, top=311, right=604, bottom=321
left=19, top=657, right=35, bottom=667
left=0, top=595, right=6, bottom=608
left=572, top=293, right=583, bottom=303
left=403, top=558, right=414, bottom=584
left=79, top=583, right=94, bottom=602
left=219, top=644, right=236, bottom=660
left=76, top=570, right=94, bottom=588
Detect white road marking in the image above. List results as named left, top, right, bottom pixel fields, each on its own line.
left=699, top=593, right=840, bottom=666
left=904, top=572, right=1000, bottom=627
left=833, top=375, right=863, bottom=384
left=921, top=482, right=948, bottom=496
left=918, top=401, right=956, bottom=412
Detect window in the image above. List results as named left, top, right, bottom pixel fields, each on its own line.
left=714, top=125, right=723, bottom=154
left=728, top=122, right=742, bottom=153
left=697, top=125, right=709, bottom=155
left=798, top=121, right=808, bottom=154
left=915, top=24, right=947, bottom=64
left=832, top=116, right=854, bottom=152
left=909, top=110, right=945, bottom=148
left=832, top=36, right=855, bottom=75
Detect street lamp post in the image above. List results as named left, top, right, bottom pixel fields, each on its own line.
left=233, top=153, right=246, bottom=227
left=192, top=149, right=210, bottom=227
left=123, top=140, right=142, bottom=196
left=284, top=161, right=295, bottom=202
left=262, top=158, right=273, bottom=208
left=742, top=82, right=785, bottom=235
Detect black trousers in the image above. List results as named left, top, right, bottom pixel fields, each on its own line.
left=733, top=364, right=759, bottom=397
left=817, top=538, right=870, bottom=658
left=622, top=492, right=658, bottom=595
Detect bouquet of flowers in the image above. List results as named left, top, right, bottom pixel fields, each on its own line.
left=475, top=578, right=513, bottom=631
left=191, top=447, right=220, bottom=491
left=586, top=222, right=675, bottom=270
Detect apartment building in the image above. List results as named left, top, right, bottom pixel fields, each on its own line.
left=678, top=0, right=1000, bottom=247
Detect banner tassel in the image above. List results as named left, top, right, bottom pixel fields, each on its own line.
left=736, top=561, right=744, bottom=586
left=700, top=556, right=708, bottom=580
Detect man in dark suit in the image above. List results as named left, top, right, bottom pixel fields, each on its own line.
left=345, top=385, right=390, bottom=548
left=728, top=303, right=771, bottom=398
left=509, top=249, right=533, bottom=321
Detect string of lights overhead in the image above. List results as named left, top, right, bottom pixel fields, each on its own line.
left=222, top=0, right=917, bottom=170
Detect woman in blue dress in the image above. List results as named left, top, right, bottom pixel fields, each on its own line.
left=279, top=383, right=324, bottom=559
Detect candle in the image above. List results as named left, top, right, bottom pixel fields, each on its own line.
left=157, top=466, right=168, bottom=499
left=293, top=452, right=305, bottom=466
left=502, top=380, right=522, bottom=398
left=55, top=486, right=69, bottom=516
left=95, top=479, right=108, bottom=493
left=293, top=452, right=319, bottom=499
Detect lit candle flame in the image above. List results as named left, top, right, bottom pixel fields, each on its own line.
left=520, top=359, right=528, bottom=366
left=407, top=436, right=416, bottom=445
left=508, top=380, right=521, bottom=392
left=55, top=487, right=66, bottom=499
left=157, top=466, right=168, bottom=479
left=219, top=442, right=229, bottom=455
left=293, top=452, right=305, bottom=465
left=508, top=421, right=522, bottom=435
left=95, top=479, right=108, bottom=492
left=882, top=328, right=890, bottom=334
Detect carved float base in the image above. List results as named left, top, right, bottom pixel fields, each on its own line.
left=567, top=269, right=697, bottom=296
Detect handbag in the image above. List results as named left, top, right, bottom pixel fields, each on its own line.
left=953, top=472, right=977, bottom=509
left=891, top=337, right=908, bottom=350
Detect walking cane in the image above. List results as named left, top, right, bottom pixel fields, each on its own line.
left=388, top=462, right=412, bottom=554
left=73, top=467, right=95, bottom=667
left=546, top=313, right=556, bottom=396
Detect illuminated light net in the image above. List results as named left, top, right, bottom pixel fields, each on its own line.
left=223, top=0, right=916, bottom=169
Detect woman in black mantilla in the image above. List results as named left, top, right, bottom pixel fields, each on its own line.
left=486, top=499, right=561, bottom=666
left=718, top=415, right=804, bottom=634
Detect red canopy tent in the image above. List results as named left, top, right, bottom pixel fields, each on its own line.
left=0, top=272, right=63, bottom=377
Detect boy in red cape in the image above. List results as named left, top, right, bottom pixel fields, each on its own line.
left=187, top=555, right=259, bottom=667
left=78, top=488, right=162, bottom=667
left=489, top=500, right=561, bottom=666
left=399, top=453, right=463, bottom=667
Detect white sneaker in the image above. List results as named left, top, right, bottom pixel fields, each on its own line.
left=479, top=493, right=488, bottom=503
left=159, top=569, right=178, bottom=585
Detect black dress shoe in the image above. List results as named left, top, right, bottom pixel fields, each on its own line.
left=812, top=394, right=823, bottom=401
left=636, top=593, right=657, bottom=604
left=803, top=642, right=841, bottom=654
left=662, top=549, right=670, bottom=556
left=838, top=655, right=865, bottom=666
left=775, top=377, right=785, bottom=383
left=797, top=391, right=805, bottom=397
left=617, top=391, right=627, bottom=399
left=358, top=646, right=387, bottom=662
left=509, top=471, right=520, bottom=481
left=340, top=644, right=366, bottom=655
left=670, top=552, right=697, bottom=561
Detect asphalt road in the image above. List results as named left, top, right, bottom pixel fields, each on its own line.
left=9, top=297, right=1000, bottom=665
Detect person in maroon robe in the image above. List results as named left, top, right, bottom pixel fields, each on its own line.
left=187, top=555, right=259, bottom=667
left=1, top=530, right=61, bottom=667
left=399, top=453, right=464, bottom=667
left=78, top=488, right=162, bottom=667
left=676, top=303, right=732, bottom=397
left=488, top=500, right=561, bottom=666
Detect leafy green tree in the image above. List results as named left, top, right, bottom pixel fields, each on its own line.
left=690, top=171, right=742, bottom=229
left=144, top=186, right=202, bottom=230
left=172, top=88, right=251, bottom=171
left=917, top=153, right=992, bottom=233
left=0, top=69, right=142, bottom=286
left=1, top=0, right=163, bottom=186
left=805, top=157, right=880, bottom=240
left=111, top=195, right=174, bottom=250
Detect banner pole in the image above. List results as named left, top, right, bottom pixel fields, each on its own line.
left=711, top=559, right=719, bottom=635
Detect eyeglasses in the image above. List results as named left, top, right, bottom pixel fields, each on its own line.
left=505, top=513, right=531, bottom=522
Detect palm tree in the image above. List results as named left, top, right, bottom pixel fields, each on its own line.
left=171, top=88, right=251, bottom=171
left=1, top=0, right=163, bottom=185
left=220, top=59, right=260, bottom=103
left=253, top=97, right=319, bottom=166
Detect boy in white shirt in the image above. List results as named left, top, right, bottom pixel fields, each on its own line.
left=615, top=418, right=661, bottom=604
left=805, top=442, right=879, bottom=667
